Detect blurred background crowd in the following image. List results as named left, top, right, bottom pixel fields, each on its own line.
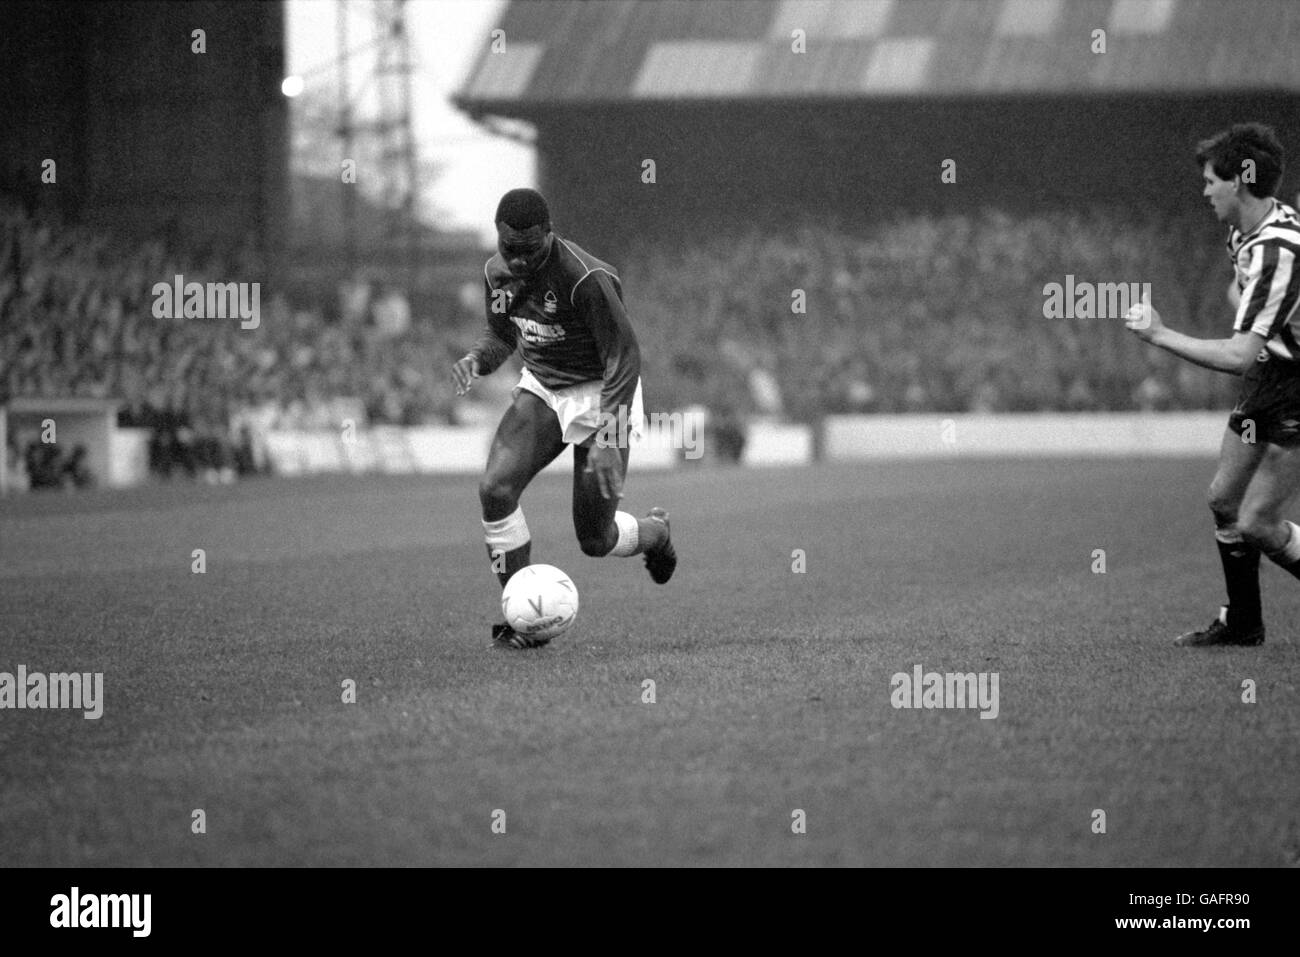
left=1, top=185, right=1244, bottom=488
left=4, top=0, right=1295, bottom=492
left=627, top=207, right=1237, bottom=423
left=1, top=189, right=471, bottom=485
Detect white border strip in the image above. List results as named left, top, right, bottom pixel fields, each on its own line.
left=824, top=413, right=1227, bottom=459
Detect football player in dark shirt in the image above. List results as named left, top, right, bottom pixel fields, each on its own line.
left=452, top=189, right=677, bottom=648
left=1126, top=123, right=1300, bottom=646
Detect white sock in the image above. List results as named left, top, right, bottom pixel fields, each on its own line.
left=609, top=511, right=640, bottom=557
left=482, top=507, right=529, bottom=551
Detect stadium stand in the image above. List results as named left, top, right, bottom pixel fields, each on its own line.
left=623, top=205, right=1244, bottom=421
left=1, top=180, right=1257, bottom=487
left=6, top=0, right=1300, bottom=488
left=0, top=191, right=474, bottom=487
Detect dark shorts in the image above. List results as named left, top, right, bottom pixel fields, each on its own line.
left=1228, top=354, right=1300, bottom=446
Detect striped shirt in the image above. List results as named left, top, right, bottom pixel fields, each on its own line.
left=1229, top=199, right=1300, bottom=360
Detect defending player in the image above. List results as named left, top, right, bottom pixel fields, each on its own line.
left=451, top=189, right=677, bottom=649
left=1125, top=123, right=1300, bottom=646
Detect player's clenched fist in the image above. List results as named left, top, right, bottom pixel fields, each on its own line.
left=452, top=355, right=481, bottom=396
left=1123, top=297, right=1163, bottom=342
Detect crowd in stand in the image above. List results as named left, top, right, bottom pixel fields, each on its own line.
left=622, top=207, right=1241, bottom=422
left=1, top=192, right=472, bottom=485
left=1, top=189, right=1252, bottom=487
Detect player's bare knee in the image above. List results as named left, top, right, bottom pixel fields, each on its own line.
left=1207, top=488, right=1238, bottom=526
left=479, top=476, right=519, bottom=515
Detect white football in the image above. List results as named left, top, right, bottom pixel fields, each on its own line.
left=501, top=564, right=579, bottom=640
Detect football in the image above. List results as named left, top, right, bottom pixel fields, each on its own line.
left=501, top=564, right=579, bottom=640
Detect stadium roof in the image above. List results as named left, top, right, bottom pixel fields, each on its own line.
left=456, top=0, right=1300, bottom=110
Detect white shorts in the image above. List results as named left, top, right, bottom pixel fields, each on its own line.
left=515, top=367, right=645, bottom=446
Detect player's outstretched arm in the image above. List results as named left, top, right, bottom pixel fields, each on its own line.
left=1124, top=298, right=1264, bottom=375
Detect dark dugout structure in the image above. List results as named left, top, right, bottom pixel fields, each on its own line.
left=455, top=0, right=1300, bottom=258
left=0, top=0, right=288, bottom=278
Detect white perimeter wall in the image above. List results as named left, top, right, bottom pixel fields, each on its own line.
left=9, top=413, right=1223, bottom=494
left=823, top=413, right=1226, bottom=460
left=254, top=413, right=1223, bottom=480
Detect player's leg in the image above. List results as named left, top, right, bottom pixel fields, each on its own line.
left=1235, top=439, right=1300, bottom=581
left=571, top=438, right=630, bottom=556
left=571, top=438, right=676, bottom=582
left=1209, top=425, right=1268, bottom=622
left=1176, top=426, right=1268, bottom=646
left=480, top=390, right=566, bottom=588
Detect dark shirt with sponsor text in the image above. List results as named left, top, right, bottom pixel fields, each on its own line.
left=471, top=235, right=640, bottom=414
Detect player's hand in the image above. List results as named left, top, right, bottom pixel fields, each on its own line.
left=452, top=355, right=481, bottom=396
left=1123, top=295, right=1163, bottom=343
left=584, top=443, right=623, bottom=501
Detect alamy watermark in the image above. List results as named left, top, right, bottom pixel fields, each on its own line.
left=152, top=273, right=260, bottom=329
left=0, top=665, right=103, bottom=719
left=890, top=664, right=999, bottom=719
left=594, top=406, right=704, bottom=459
left=1043, top=275, right=1151, bottom=320
left=50, top=887, right=150, bottom=937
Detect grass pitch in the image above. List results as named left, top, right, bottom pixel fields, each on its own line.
left=1, top=458, right=1297, bottom=866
